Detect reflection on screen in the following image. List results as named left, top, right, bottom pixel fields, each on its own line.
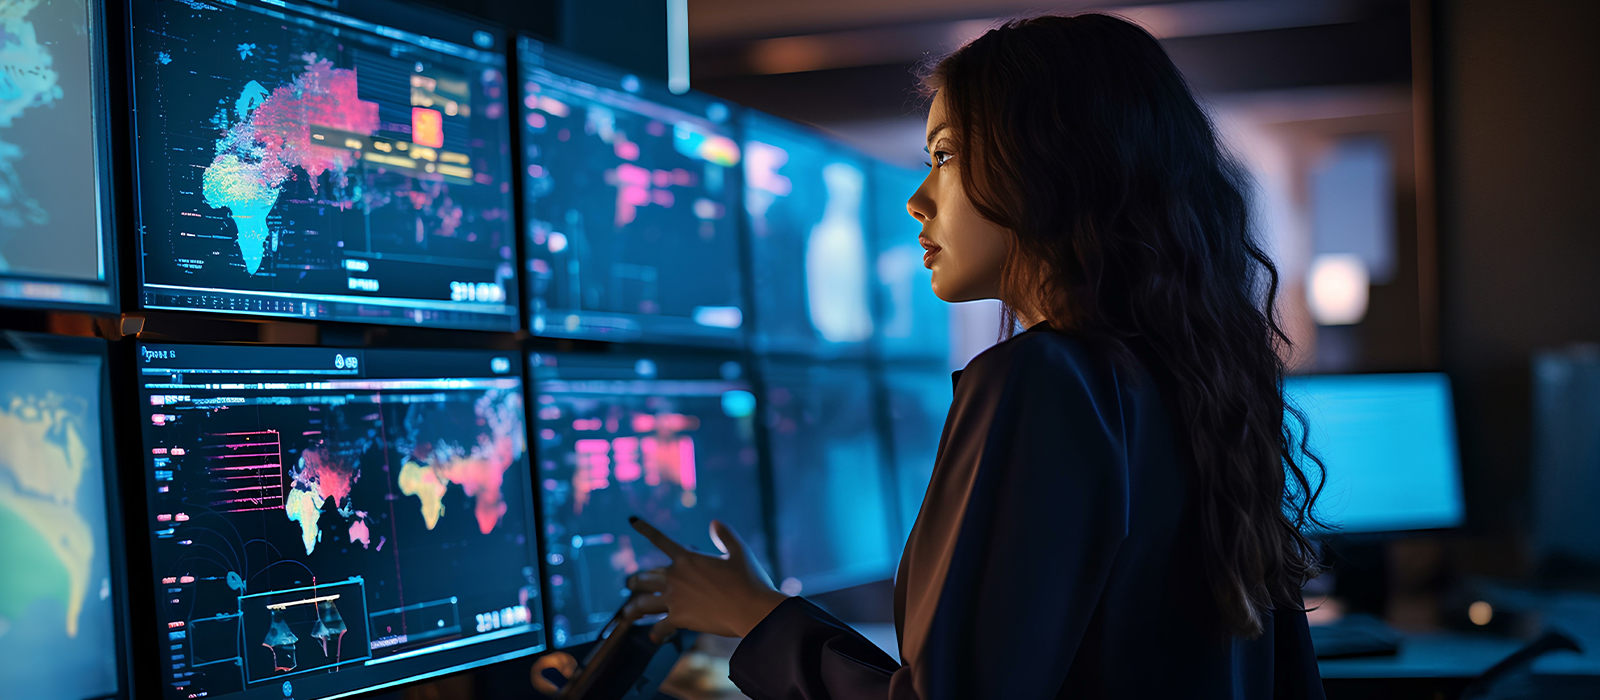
left=1286, top=373, right=1465, bottom=534
left=533, top=353, right=766, bottom=647
left=132, top=0, right=518, bottom=330
left=520, top=38, right=745, bottom=346
left=883, top=368, right=953, bottom=544
left=745, top=113, right=873, bottom=356
left=136, top=345, right=544, bottom=700
left=762, top=360, right=894, bottom=594
left=872, top=163, right=949, bottom=362
left=0, top=346, right=118, bottom=700
left=0, top=0, right=112, bottom=308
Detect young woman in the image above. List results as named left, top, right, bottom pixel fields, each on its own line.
left=621, top=14, right=1327, bottom=699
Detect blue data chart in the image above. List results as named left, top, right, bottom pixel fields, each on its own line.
left=883, top=368, right=954, bottom=544
left=132, top=0, right=519, bottom=330
left=531, top=352, right=766, bottom=647
left=0, top=341, right=119, bottom=700
left=520, top=37, right=746, bottom=346
left=0, top=0, right=115, bottom=309
left=761, top=360, right=896, bottom=594
left=872, top=163, right=949, bottom=363
left=135, top=345, right=545, bottom=700
left=1285, top=373, right=1465, bottom=534
left=744, top=113, right=874, bottom=357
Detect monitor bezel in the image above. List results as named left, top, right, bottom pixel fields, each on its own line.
left=1285, top=369, right=1468, bottom=540
left=120, top=339, right=553, bottom=700
left=0, top=331, right=133, bottom=700
left=0, top=0, right=121, bottom=314
left=513, top=33, right=752, bottom=349
left=123, top=0, right=523, bottom=333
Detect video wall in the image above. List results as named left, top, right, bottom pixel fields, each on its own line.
left=0, top=0, right=955, bottom=698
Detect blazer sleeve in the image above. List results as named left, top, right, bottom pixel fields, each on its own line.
left=728, top=340, right=1131, bottom=700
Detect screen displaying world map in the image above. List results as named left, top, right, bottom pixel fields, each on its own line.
left=0, top=342, right=119, bottom=700
left=131, top=0, right=518, bottom=330
left=136, top=344, right=545, bottom=700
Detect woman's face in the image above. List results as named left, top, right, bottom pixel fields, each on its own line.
left=907, top=91, right=1011, bottom=303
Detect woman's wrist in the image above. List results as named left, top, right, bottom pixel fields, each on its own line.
left=736, top=589, right=792, bottom=638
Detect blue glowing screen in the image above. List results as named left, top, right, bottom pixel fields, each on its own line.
left=744, top=113, right=874, bottom=357
left=519, top=37, right=745, bottom=346
left=882, top=368, right=953, bottom=545
left=0, top=342, right=118, bottom=700
left=132, top=0, right=518, bottom=330
left=1286, top=373, right=1465, bottom=534
left=872, top=163, right=949, bottom=362
left=761, top=360, right=895, bottom=594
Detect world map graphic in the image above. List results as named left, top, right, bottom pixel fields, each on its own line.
left=202, top=55, right=380, bottom=275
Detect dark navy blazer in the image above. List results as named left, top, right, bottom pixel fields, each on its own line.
left=727, top=327, right=1324, bottom=699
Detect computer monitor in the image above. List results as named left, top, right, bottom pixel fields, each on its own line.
left=744, top=112, right=874, bottom=357
left=131, top=0, right=519, bottom=331
left=882, top=367, right=954, bottom=544
left=761, top=360, right=896, bottom=595
left=519, top=37, right=746, bottom=347
left=1531, top=347, right=1600, bottom=570
left=0, top=0, right=116, bottom=310
left=531, top=352, right=767, bottom=647
left=872, top=162, right=949, bottom=362
left=134, top=344, right=545, bottom=700
left=0, top=334, right=123, bottom=700
left=1285, top=373, right=1465, bottom=534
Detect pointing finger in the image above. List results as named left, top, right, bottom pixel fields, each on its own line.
left=629, top=516, right=688, bottom=559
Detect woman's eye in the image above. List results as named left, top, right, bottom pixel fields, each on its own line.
left=933, top=151, right=954, bottom=167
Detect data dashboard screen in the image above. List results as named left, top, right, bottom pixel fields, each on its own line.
left=1286, top=373, right=1465, bottom=534
left=882, top=367, right=953, bottom=544
left=0, top=0, right=115, bottom=309
left=760, top=360, right=895, bottom=594
left=132, top=0, right=518, bottom=330
left=135, top=344, right=544, bottom=700
left=0, top=337, right=120, bottom=700
left=872, top=163, right=949, bottom=362
left=519, top=37, right=745, bottom=346
left=532, top=352, right=766, bottom=646
left=744, top=113, right=873, bottom=357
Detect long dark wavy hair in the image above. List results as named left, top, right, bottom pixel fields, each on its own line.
left=925, top=14, right=1326, bottom=638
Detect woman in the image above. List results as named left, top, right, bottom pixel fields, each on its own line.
left=622, top=14, right=1326, bottom=699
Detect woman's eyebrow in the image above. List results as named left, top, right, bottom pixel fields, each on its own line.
left=925, top=123, right=948, bottom=148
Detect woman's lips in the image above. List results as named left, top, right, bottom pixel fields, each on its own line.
left=919, top=236, right=941, bottom=268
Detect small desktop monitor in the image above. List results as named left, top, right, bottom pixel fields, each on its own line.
left=0, top=0, right=117, bottom=310
left=882, top=367, right=954, bottom=544
left=761, top=360, right=896, bottom=595
left=519, top=37, right=746, bottom=347
left=134, top=344, right=545, bottom=700
left=744, top=113, right=874, bottom=357
left=531, top=352, right=767, bottom=647
left=872, top=163, right=949, bottom=362
left=0, top=334, right=123, bottom=700
left=1285, top=373, right=1466, bottom=534
left=131, top=0, right=519, bottom=330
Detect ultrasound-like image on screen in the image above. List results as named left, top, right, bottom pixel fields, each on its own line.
left=0, top=0, right=115, bottom=309
left=0, top=337, right=120, bottom=700
left=532, top=352, right=766, bottom=647
left=761, top=360, right=895, bottom=595
left=132, top=0, right=518, bottom=330
left=519, top=37, right=745, bottom=346
left=744, top=113, right=874, bottom=357
left=1285, top=373, right=1465, bottom=534
left=136, top=345, right=544, bottom=700
left=883, top=367, right=953, bottom=545
left=872, top=163, right=949, bottom=362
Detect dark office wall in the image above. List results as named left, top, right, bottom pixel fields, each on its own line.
left=1435, top=0, right=1600, bottom=566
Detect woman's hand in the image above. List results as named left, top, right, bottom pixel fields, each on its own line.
left=623, top=517, right=790, bottom=644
